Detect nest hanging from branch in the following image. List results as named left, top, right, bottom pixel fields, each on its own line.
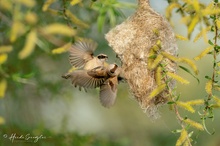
left=105, top=0, right=178, bottom=119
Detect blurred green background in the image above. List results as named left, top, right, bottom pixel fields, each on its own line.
left=0, top=0, right=220, bottom=145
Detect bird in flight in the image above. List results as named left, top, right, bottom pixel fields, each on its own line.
left=62, top=63, right=121, bottom=108
left=62, top=39, right=122, bottom=107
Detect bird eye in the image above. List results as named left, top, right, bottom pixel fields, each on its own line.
left=98, top=55, right=107, bottom=59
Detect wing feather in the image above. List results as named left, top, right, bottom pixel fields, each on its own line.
left=69, top=40, right=97, bottom=68
left=63, top=70, right=105, bottom=89
left=99, top=78, right=118, bottom=108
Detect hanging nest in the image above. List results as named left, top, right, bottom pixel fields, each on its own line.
left=105, top=0, right=178, bottom=119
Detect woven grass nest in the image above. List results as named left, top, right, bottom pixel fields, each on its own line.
left=105, top=0, right=178, bottom=119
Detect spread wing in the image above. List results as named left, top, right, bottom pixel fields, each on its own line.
left=87, top=66, right=108, bottom=78
left=99, top=77, right=118, bottom=108
left=62, top=70, right=105, bottom=89
left=69, top=39, right=97, bottom=68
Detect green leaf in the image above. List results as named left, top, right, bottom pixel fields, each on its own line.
left=167, top=101, right=175, bottom=104
left=112, top=5, right=125, bottom=17
left=208, top=40, right=214, bottom=45
left=23, top=72, right=35, bottom=78
left=176, top=94, right=181, bottom=101
left=108, top=8, right=116, bottom=27
left=210, top=25, right=215, bottom=31
left=202, top=117, right=215, bottom=135
left=178, top=65, right=200, bottom=83
left=210, top=15, right=215, bottom=20
left=97, top=14, right=106, bottom=32
left=97, top=8, right=107, bottom=32
left=148, top=55, right=157, bottom=59
left=205, top=75, right=212, bottom=80
left=188, top=131, right=194, bottom=138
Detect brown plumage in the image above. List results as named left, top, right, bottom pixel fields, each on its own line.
left=92, top=64, right=121, bottom=108
left=62, top=69, right=106, bottom=90
left=69, top=39, right=108, bottom=70
left=62, top=64, right=121, bottom=108
left=99, top=76, right=118, bottom=108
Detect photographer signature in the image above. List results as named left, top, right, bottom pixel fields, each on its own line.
left=3, top=133, right=50, bottom=143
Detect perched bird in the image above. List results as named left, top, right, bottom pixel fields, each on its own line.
left=62, top=64, right=121, bottom=108
left=69, top=39, right=108, bottom=70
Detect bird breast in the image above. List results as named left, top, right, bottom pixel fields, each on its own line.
left=84, top=57, right=103, bottom=70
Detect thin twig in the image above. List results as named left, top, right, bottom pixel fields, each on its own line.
left=165, top=71, right=192, bottom=146
left=206, top=1, right=218, bottom=107
left=62, top=0, right=72, bottom=28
